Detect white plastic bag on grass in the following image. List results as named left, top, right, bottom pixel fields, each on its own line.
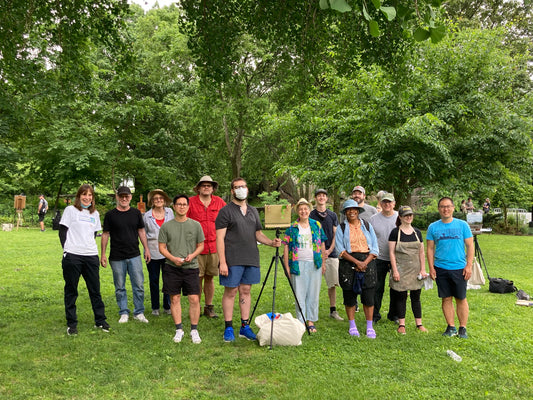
left=255, top=312, right=306, bottom=346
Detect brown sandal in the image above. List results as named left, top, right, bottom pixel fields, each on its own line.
left=416, top=324, right=428, bottom=332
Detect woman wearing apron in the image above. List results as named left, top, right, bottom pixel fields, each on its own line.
left=388, top=206, right=428, bottom=334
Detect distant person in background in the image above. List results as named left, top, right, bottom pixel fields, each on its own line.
left=283, top=198, right=327, bottom=332
left=38, top=194, right=48, bottom=231
left=143, top=189, right=174, bottom=316
left=465, top=197, right=474, bottom=213
left=59, top=184, right=108, bottom=335
left=483, top=198, right=491, bottom=214
left=375, top=190, right=387, bottom=213
left=460, top=200, right=467, bottom=214
left=388, top=206, right=428, bottom=334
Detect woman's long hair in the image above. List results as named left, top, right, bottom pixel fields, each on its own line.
left=73, top=184, right=96, bottom=213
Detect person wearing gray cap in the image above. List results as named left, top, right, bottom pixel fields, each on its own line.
left=351, top=186, right=377, bottom=224
left=101, top=186, right=151, bottom=324
left=369, top=192, right=399, bottom=324
left=187, top=176, right=226, bottom=318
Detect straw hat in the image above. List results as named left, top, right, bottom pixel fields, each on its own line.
left=147, top=189, right=171, bottom=207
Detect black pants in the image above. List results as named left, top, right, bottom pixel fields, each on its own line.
left=390, top=288, right=422, bottom=320
left=373, top=259, right=395, bottom=321
left=62, top=253, right=107, bottom=327
left=147, top=258, right=170, bottom=311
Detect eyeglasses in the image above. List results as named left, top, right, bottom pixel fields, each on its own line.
left=439, top=205, right=454, bottom=209
left=152, top=197, right=164, bottom=201
left=200, top=184, right=212, bottom=188
left=233, top=185, right=247, bottom=189
left=175, top=203, right=188, bottom=207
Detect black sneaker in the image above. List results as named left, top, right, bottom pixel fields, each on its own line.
left=67, top=326, right=78, bottom=336
left=442, top=325, right=458, bottom=337
left=95, top=322, right=111, bottom=332
left=458, top=326, right=468, bottom=339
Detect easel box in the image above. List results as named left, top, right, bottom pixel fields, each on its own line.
left=14, top=195, right=26, bottom=210
left=264, top=204, right=292, bottom=229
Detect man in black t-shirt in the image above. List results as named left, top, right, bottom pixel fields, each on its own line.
left=215, top=177, right=281, bottom=342
left=101, top=186, right=151, bottom=324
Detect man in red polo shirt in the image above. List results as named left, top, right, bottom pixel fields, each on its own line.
left=187, top=176, right=226, bottom=318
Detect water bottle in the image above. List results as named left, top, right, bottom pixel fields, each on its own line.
left=447, top=350, right=462, bottom=362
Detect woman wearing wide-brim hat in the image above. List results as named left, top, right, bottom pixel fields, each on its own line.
left=388, top=205, right=428, bottom=334
left=143, top=189, right=174, bottom=316
left=335, top=199, right=379, bottom=338
left=282, top=198, right=327, bottom=333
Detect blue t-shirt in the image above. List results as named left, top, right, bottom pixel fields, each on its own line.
left=426, top=218, right=472, bottom=270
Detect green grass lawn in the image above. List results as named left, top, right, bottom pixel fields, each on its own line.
left=0, top=229, right=532, bottom=399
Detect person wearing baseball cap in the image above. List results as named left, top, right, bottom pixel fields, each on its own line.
left=187, top=176, right=226, bottom=318
left=369, top=192, right=399, bottom=324
left=351, top=186, right=377, bottom=223
left=101, top=186, right=151, bottom=324
left=388, top=205, right=428, bottom=334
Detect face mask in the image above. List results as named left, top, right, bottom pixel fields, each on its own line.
left=234, top=187, right=248, bottom=200
left=81, top=203, right=91, bottom=209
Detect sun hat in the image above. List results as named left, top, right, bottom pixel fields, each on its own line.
left=341, top=199, right=365, bottom=214
left=148, top=189, right=171, bottom=207
left=295, top=198, right=312, bottom=211
left=194, top=175, right=219, bottom=192
left=398, top=205, right=414, bottom=217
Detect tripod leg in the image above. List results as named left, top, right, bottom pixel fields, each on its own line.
left=249, top=255, right=276, bottom=323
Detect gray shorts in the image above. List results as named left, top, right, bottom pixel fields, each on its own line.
left=323, top=257, right=339, bottom=288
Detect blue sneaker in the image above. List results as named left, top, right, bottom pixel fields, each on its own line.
left=239, top=324, right=257, bottom=341
left=458, top=327, right=468, bottom=339
left=442, top=326, right=458, bottom=337
left=223, top=327, right=235, bottom=342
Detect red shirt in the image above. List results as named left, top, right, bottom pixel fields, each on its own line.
left=187, top=195, right=226, bottom=254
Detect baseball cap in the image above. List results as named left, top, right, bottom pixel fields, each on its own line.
left=398, top=206, right=414, bottom=217
left=381, top=193, right=395, bottom=202
left=116, top=186, right=132, bottom=195
left=352, top=185, right=365, bottom=195
left=314, top=188, right=328, bottom=196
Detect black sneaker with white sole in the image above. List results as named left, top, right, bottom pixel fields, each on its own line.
left=67, top=326, right=78, bottom=336
left=95, top=322, right=111, bottom=332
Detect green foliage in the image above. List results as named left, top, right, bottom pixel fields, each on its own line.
left=257, top=191, right=289, bottom=205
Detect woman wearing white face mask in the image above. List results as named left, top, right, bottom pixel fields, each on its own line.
left=59, top=184, right=109, bottom=335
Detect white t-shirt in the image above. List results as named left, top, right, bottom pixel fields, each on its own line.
left=297, top=225, right=313, bottom=262
left=60, top=205, right=102, bottom=256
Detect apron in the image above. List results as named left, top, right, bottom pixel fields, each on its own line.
left=389, top=229, right=423, bottom=292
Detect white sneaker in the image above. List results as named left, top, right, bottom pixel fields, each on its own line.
left=191, top=329, right=202, bottom=344
left=118, top=314, right=129, bottom=324
left=330, top=311, right=344, bottom=321
left=133, top=313, right=149, bottom=323
left=163, top=309, right=172, bottom=315
left=173, top=329, right=184, bottom=343
left=151, top=309, right=160, bottom=316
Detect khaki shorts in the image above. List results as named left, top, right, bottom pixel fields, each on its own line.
left=323, top=257, right=340, bottom=288
left=198, top=253, right=220, bottom=277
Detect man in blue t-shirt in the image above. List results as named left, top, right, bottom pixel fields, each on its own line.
left=427, top=197, right=474, bottom=339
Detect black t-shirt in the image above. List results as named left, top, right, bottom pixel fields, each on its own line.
left=215, top=202, right=262, bottom=267
left=388, top=227, right=423, bottom=243
left=309, top=209, right=339, bottom=258
left=103, top=208, right=145, bottom=261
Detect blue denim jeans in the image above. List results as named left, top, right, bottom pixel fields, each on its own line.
left=110, top=256, right=145, bottom=315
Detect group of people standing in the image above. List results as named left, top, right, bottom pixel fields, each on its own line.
left=58, top=179, right=474, bottom=344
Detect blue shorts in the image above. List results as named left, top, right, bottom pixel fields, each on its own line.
left=435, top=267, right=467, bottom=300
left=219, top=265, right=260, bottom=288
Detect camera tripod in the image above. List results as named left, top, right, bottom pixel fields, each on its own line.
left=474, top=233, right=491, bottom=279
left=250, top=228, right=310, bottom=349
